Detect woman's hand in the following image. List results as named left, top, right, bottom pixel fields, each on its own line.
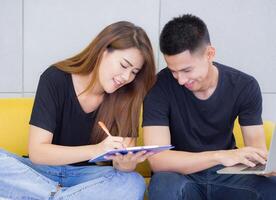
left=96, top=136, right=125, bottom=154
left=108, top=151, right=155, bottom=172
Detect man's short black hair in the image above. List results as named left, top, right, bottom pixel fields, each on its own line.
left=160, top=14, right=211, bottom=55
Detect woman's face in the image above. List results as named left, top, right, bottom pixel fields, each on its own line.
left=98, top=47, right=144, bottom=93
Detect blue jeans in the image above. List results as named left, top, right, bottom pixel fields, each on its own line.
left=149, top=165, right=276, bottom=200
left=0, top=149, right=145, bottom=200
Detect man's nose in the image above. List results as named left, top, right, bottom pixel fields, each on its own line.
left=177, top=73, right=188, bottom=85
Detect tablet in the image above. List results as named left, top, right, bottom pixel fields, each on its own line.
left=89, top=145, right=174, bottom=163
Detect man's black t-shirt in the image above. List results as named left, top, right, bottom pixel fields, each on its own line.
left=29, top=66, right=98, bottom=164
left=143, top=62, right=262, bottom=152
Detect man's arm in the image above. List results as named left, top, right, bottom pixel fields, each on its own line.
left=241, top=125, right=276, bottom=176
left=143, top=126, right=222, bottom=174
left=241, top=125, right=267, bottom=151
left=144, top=126, right=268, bottom=175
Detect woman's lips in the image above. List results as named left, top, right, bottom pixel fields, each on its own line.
left=113, top=78, right=123, bottom=88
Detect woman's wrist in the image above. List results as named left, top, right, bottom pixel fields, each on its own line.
left=113, top=160, right=136, bottom=172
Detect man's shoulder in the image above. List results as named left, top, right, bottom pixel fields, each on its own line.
left=155, top=67, right=176, bottom=86
left=144, top=67, right=174, bottom=100
left=157, top=67, right=171, bottom=79
left=216, top=62, right=257, bottom=87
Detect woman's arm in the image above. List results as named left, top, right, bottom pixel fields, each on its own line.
left=28, top=125, right=124, bottom=165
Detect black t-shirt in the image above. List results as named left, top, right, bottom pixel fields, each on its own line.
left=143, top=62, right=262, bottom=152
left=29, top=66, right=98, bottom=164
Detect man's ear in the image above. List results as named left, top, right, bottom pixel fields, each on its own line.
left=205, top=46, right=216, bottom=63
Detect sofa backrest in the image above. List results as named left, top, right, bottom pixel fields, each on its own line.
left=0, top=98, right=33, bottom=155
left=234, top=119, right=275, bottom=149
left=0, top=98, right=275, bottom=178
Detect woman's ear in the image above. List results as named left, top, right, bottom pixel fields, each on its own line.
left=102, top=49, right=109, bottom=59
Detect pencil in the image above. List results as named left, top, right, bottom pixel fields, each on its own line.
left=98, top=121, right=112, bottom=137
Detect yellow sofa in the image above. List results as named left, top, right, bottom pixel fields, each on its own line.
left=0, top=98, right=275, bottom=199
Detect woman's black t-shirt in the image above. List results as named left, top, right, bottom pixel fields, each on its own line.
left=29, top=66, right=98, bottom=165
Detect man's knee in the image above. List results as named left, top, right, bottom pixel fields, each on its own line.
left=256, top=176, right=276, bottom=200
left=211, top=175, right=276, bottom=200
left=149, top=172, right=197, bottom=200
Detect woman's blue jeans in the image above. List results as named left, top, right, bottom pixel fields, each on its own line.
left=149, top=165, right=276, bottom=200
left=0, top=149, right=145, bottom=200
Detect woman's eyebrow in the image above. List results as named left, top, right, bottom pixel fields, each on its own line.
left=123, top=58, right=133, bottom=67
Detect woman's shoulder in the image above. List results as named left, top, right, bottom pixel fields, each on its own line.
left=41, top=65, right=68, bottom=79
left=39, top=66, right=71, bottom=90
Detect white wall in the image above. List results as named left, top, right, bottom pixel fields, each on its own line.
left=1, top=0, right=275, bottom=121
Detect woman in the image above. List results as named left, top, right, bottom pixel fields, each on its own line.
left=0, top=21, right=156, bottom=199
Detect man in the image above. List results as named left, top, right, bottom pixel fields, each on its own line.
left=143, top=14, right=276, bottom=200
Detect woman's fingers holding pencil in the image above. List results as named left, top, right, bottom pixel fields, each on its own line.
left=97, top=135, right=125, bottom=153
left=110, top=136, right=124, bottom=143
left=97, top=121, right=126, bottom=149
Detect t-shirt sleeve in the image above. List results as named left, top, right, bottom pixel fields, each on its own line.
left=142, top=80, right=170, bottom=127
left=238, top=77, right=263, bottom=126
left=29, top=70, right=60, bottom=133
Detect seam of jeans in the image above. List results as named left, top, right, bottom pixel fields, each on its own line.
left=54, top=172, right=115, bottom=200
left=1, top=183, right=45, bottom=200
left=181, top=182, right=207, bottom=200
left=29, top=164, right=61, bottom=177
left=209, top=182, right=261, bottom=199
left=0, top=154, right=8, bottom=158
left=3, top=155, right=58, bottom=188
left=59, top=166, right=114, bottom=177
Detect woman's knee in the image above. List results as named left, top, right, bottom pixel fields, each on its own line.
left=0, top=150, right=15, bottom=164
left=127, top=172, right=146, bottom=191
left=117, top=171, right=146, bottom=199
left=0, top=149, right=20, bottom=160
left=0, top=148, right=9, bottom=157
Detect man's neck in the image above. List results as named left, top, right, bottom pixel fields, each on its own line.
left=193, top=64, right=219, bottom=100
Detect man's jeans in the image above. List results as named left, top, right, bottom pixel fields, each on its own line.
left=149, top=165, right=276, bottom=200
left=0, top=149, right=145, bottom=200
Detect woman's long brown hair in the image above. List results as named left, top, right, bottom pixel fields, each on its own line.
left=54, top=21, right=156, bottom=144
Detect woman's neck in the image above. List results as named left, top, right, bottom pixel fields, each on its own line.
left=73, top=72, right=104, bottom=97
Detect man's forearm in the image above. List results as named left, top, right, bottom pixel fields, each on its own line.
left=148, top=150, right=221, bottom=175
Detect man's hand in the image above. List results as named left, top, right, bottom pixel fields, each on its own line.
left=262, top=172, right=276, bottom=177
left=215, top=146, right=268, bottom=167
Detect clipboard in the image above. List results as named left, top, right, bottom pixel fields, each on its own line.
left=89, top=145, right=174, bottom=163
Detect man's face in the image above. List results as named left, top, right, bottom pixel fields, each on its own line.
left=164, top=48, right=212, bottom=92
